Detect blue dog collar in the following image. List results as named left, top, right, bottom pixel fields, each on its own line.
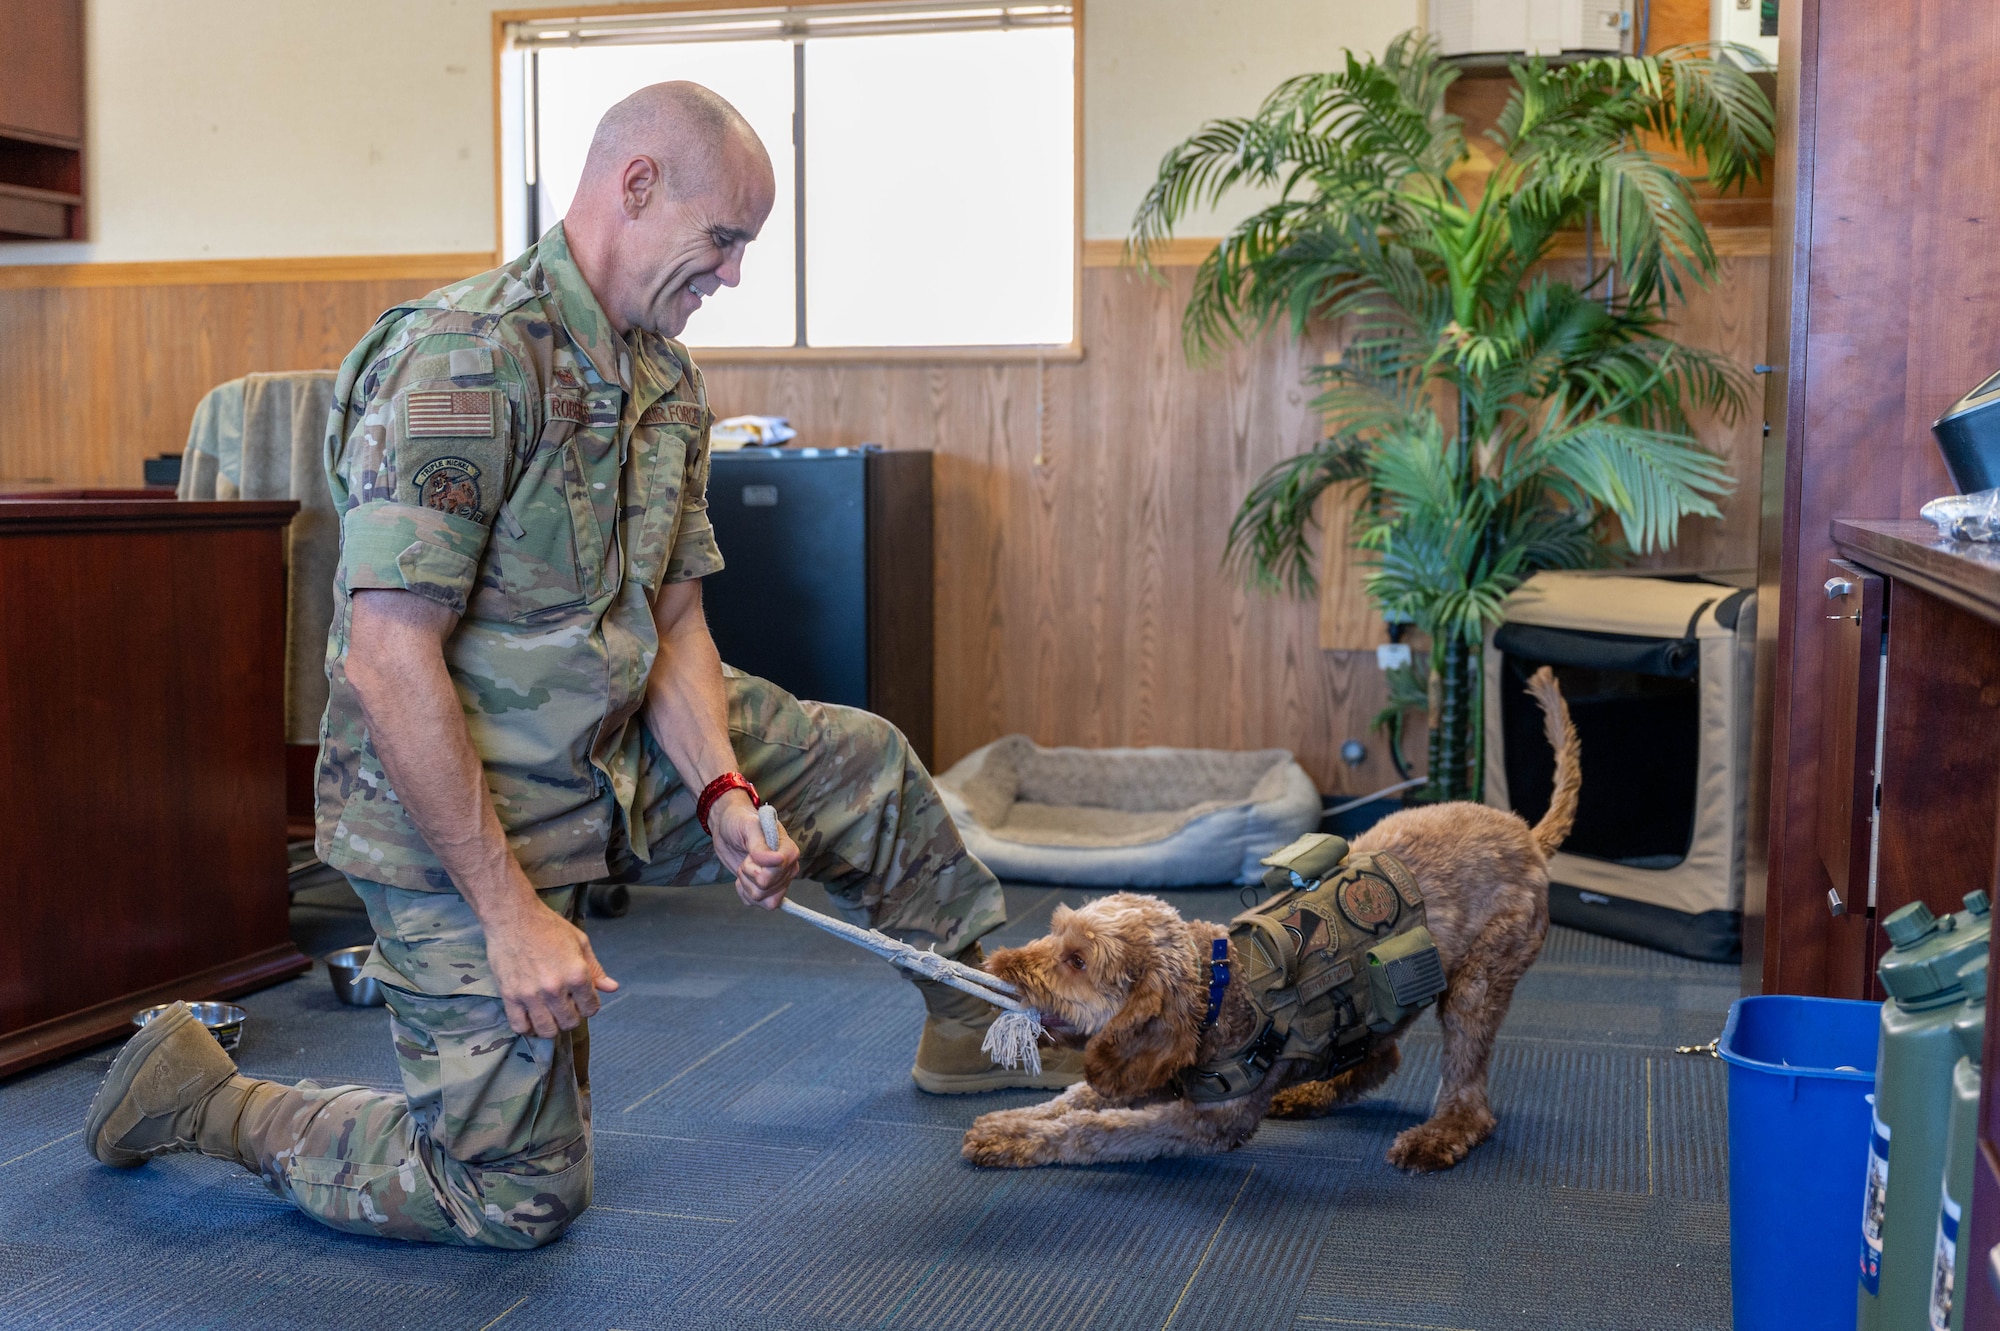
left=1202, top=937, right=1230, bottom=1028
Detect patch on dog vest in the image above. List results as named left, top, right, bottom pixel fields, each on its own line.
left=1178, top=839, right=1447, bottom=1104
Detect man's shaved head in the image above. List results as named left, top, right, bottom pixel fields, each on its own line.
left=579, top=81, right=765, bottom=201
left=564, top=81, right=777, bottom=339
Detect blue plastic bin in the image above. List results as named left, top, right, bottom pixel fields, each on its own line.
left=1718, top=995, right=1882, bottom=1331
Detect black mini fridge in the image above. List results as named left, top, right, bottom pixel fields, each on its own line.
left=700, top=446, right=934, bottom=764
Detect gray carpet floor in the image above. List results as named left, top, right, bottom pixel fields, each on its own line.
left=0, top=879, right=1739, bottom=1330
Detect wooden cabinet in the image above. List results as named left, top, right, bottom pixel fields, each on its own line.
left=0, top=0, right=85, bottom=240
left=1830, top=520, right=2000, bottom=1328
left=1755, top=0, right=2000, bottom=998
left=0, top=495, right=309, bottom=1077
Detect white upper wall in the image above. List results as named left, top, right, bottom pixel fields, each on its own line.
left=3, top=0, right=1418, bottom=264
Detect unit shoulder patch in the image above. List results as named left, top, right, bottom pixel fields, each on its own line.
left=411, top=456, right=486, bottom=521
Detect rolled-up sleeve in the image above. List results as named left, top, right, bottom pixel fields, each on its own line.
left=663, top=422, right=726, bottom=585
left=338, top=500, right=490, bottom=613
left=327, top=330, right=527, bottom=615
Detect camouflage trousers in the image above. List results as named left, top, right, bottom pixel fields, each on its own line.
left=249, top=671, right=1004, bottom=1248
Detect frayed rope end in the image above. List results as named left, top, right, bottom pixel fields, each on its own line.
left=981, top=1007, right=1046, bottom=1077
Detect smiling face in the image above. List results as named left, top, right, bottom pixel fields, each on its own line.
left=606, top=132, right=775, bottom=339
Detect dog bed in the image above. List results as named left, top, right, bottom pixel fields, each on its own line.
left=935, top=735, right=1321, bottom=887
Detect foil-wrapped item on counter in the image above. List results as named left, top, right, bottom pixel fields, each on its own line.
left=1921, top=489, right=2000, bottom=542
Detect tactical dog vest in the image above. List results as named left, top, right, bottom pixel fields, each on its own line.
left=1178, top=833, right=1448, bottom=1103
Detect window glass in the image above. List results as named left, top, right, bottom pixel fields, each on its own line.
left=803, top=29, right=1074, bottom=347
left=521, top=20, right=1075, bottom=349
left=534, top=41, right=797, bottom=347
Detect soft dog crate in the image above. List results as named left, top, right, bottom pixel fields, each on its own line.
left=1482, top=572, right=1756, bottom=961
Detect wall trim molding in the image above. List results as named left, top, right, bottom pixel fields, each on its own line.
left=1086, top=227, right=1773, bottom=269
left=0, top=252, right=498, bottom=290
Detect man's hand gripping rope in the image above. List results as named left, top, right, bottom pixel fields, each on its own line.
left=756, top=805, right=1047, bottom=1075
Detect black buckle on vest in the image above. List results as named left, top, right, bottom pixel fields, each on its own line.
left=1241, top=1020, right=1284, bottom=1075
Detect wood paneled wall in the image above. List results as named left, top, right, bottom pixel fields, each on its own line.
left=0, top=251, right=1766, bottom=794
left=0, top=269, right=476, bottom=486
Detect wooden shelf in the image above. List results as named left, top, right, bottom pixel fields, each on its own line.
left=0, top=181, right=82, bottom=208
left=0, top=0, right=84, bottom=242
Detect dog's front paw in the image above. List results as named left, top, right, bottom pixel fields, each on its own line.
left=962, top=1113, right=1057, bottom=1168
left=1385, top=1109, right=1493, bottom=1173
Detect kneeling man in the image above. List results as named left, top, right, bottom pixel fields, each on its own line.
left=84, top=81, right=1076, bottom=1248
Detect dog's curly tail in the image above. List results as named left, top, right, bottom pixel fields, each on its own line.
left=1525, top=665, right=1581, bottom=859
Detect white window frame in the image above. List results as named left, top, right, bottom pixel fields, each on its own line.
left=491, top=0, right=1085, bottom=362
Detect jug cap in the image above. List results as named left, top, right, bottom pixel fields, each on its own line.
left=1884, top=901, right=1939, bottom=950
left=1880, top=902, right=1992, bottom=1009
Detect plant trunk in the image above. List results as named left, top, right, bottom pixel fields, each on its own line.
left=1424, top=636, right=1482, bottom=803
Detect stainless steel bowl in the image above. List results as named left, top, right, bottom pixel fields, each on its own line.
left=132, top=1001, right=247, bottom=1053
left=325, top=946, right=386, bottom=1007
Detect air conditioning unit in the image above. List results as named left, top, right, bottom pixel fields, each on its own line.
left=1430, top=0, right=1626, bottom=58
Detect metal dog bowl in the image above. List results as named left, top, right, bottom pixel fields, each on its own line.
left=325, top=946, right=386, bottom=1007
left=132, top=1001, right=247, bottom=1053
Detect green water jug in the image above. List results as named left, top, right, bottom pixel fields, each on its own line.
left=1859, top=891, right=1991, bottom=1331
left=1930, top=955, right=1986, bottom=1331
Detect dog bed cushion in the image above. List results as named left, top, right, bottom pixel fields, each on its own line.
left=935, top=735, right=1321, bottom=887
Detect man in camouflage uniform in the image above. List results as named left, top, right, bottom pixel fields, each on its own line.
left=83, top=82, right=1076, bottom=1249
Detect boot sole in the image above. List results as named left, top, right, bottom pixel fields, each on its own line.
left=910, top=1062, right=1084, bottom=1095
left=83, top=1003, right=198, bottom=1168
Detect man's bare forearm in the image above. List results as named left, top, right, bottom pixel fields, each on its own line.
left=642, top=579, right=799, bottom=905
left=346, top=589, right=539, bottom=925
left=642, top=580, right=740, bottom=793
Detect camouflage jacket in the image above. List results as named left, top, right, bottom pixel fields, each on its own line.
left=315, top=222, right=725, bottom=892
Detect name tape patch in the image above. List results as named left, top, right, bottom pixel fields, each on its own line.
left=639, top=401, right=705, bottom=428
left=406, top=389, right=494, bottom=438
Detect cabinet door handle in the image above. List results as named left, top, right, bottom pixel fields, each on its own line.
left=1825, top=577, right=1855, bottom=599
left=1828, top=888, right=1847, bottom=917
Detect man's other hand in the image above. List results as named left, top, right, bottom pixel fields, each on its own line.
left=486, top=896, right=620, bottom=1036
left=710, top=792, right=799, bottom=910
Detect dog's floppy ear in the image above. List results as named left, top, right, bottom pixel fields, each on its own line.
left=1083, top=966, right=1201, bottom=1100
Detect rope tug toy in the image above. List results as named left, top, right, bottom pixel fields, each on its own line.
left=758, top=804, right=1047, bottom=1076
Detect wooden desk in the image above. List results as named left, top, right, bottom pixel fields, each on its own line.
left=1833, top=520, right=2000, bottom=1326
left=0, top=495, right=309, bottom=1077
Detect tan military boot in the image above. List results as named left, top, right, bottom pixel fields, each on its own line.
left=909, top=944, right=1085, bottom=1094
left=84, top=1002, right=278, bottom=1169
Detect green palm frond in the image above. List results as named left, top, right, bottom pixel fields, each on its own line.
left=1524, top=418, right=1734, bottom=552
left=1136, top=25, right=1769, bottom=679
left=1223, top=436, right=1373, bottom=594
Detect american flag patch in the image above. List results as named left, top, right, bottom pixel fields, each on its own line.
left=405, top=389, right=495, bottom=438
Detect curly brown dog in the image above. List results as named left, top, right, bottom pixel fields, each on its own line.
left=962, top=666, right=1579, bottom=1173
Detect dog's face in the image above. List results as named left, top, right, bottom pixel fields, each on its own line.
left=985, top=893, right=1204, bottom=1100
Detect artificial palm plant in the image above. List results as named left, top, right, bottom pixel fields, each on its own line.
left=1131, top=31, right=1774, bottom=802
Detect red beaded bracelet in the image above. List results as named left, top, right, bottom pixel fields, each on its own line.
left=695, top=771, right=760, bottom=836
